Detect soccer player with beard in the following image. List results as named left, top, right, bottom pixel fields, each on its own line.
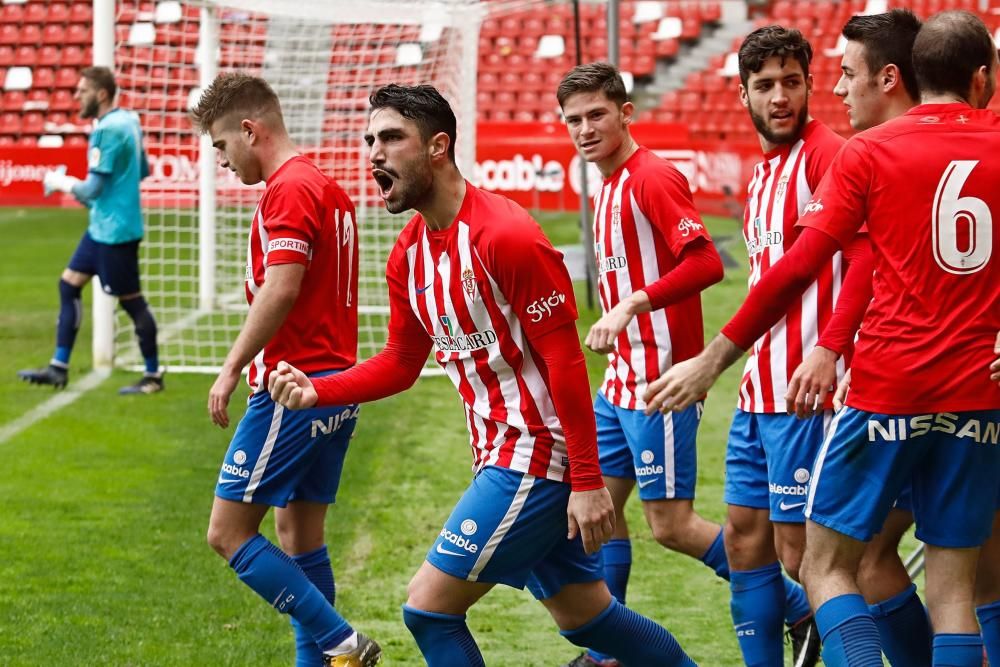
left=694, top=26, right=845, bottom=666
left=554, top=62, right=816, bottom=667
left=20, top=66, right=163, bottom=394
left=191, top=73, right=380, bottom=667
left=270, top=83, right=695, bottom=666
left=646, top=11, right=1000, bottom=666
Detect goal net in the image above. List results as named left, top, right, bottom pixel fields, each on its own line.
left=108, top=0, right=483, bottom=373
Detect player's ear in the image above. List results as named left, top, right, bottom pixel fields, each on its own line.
left=881, top=64, right=900, bottom=93
left=805, top=73, right=814, bottom=97
left=241, top=118, right=256, bottom=144
left=738, top=83, right=749, bottom=109
left=621, top=101, right=635, bottom=126
left=429, top=131, right=450, bottom=162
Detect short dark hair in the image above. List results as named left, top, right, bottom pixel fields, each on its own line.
left=556, top=62, right=628, bottom=108
left=913, top=10, right=995, bottom=99
left=368, top=84, right=457, bottom=162
left=189, top=72, right=283, bottom=134
left=81, top=66, right=116, bottom=101
left=738, top=25, right=813, bottom=87
left=842, top=9, right=922, bottom=101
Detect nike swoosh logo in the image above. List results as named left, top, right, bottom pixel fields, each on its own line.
left=415, top=284, right=431, bottom=294
left=779, top=501, right=806, bottom=511
left=435, top=543, right=465, bottom=557
left=734, top=621, right=754, bottom=629
left=637, top=477, right=660, bottom=488
left=217, top=476, right=242, bottom=485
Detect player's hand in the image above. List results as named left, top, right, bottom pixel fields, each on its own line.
left=991, top=331, right=1000, bottom=385
left=585, top=301, right=633, bottom=354
left=567, top=487, right=615, bottom=554
left=644, top=355, right=717, bottom=415
left=42, top=166, right=67, bottom=196
left=208, top=367, right=241, bottom=428
left=269, top=361, right=318, bottom=410
left=785, top=346, right=837, bottom=418
left=833, top=368, right=852, bottom=411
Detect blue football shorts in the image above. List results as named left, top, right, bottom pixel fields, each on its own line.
left=806, top=407, right=1000, bottom=547
left=215, top=371, right=359, bottom=507
left=68, top=231, right=141, bottom=296
left=426, top=465, right=603, bottom=601
left=724, top=408, right=832, bottom=523
left=595, top=393, right=703, bottom=501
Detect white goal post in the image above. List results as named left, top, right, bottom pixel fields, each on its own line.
left=93, top=0, right=486, bottom=374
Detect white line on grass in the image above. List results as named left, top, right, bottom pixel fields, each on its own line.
left=0, top=369, right=111, bottom=445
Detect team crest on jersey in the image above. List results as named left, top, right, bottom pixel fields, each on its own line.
left=775, top=175, right=789, bottom=199
left=461, top=267, right=477, bottom=299
left=611, top=204, right=621, bottom=228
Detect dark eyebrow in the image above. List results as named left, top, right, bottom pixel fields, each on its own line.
left=212, top=140, right=224, bottom=149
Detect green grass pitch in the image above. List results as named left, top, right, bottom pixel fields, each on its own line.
left=0, top=206, right=907, bottom=665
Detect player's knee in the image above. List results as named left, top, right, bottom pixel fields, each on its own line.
left=58, top=278, right=82, bottom=300
left=777, top=548, right=803, bottom=582
left=121, top=296, right=157, bottom=339
left=206, top=522, right=229, bottom=558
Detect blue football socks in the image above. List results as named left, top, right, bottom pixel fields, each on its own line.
left=868, top=583, right=931, bottom=666
left=729, top=563, right=785, bottom=666
left=932, top=633, right=984, bottom=666
left=402, top=605, right=485, bottom=667
left=562, top=598, right=695, bottom=666
left=291, top=545, right=337, bottom=667
left=976, top=600, right=1000, bottom=667
left=229, top=534, right=352, bottom=652
left=815, top=594, right=883, bottom=666
left=587, top=538, right=632, bottom=663
left=53, top=279, right=82, bottom=365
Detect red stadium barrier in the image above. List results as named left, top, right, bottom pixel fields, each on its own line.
left=1, top=123, right=762, bottom=216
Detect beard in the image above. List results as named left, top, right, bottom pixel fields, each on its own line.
left=383, top=162, right=434, bottom=215
left=748, top=104, right=809, bottom=146
left=80, top=97, right=100, bottom=120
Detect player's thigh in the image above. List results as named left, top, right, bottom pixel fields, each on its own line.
left=594, top=393, right=635, bottom=482
left=65, top=231, right=99, bottom=285
left=214, top=389, right=359, bottom=508
left=424, top=466, right=577, bottom=596
left=757, top=411, right=830, bottom=523
left=406, top=559, right=494, bottom=615
left=538, top=580, right=613, bottom=631
left=910, top=410, right=1000, bottom=548
left=724, top=409, right=770, bottom=512
left=274, top=500, right=329, bottom=556
left=806, top=408, right=921, bottom=544
left=724, top=503, right=777, bottom=569
left=976, top=510, right=1000, bottom=604
left=617, top=399, right=702, bottom=503
left=96, top=239, right=142, bottom=297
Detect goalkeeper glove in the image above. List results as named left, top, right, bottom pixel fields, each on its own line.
left=42, top=166, right=80, bottom=196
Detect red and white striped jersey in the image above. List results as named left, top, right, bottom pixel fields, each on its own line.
left=738, top=120, right=846, bottom=413
left=385, top=183, right=578, bottom=481
left=594, top=147, right=713, bottom=410
left=245, top=156, right=358, bottom=393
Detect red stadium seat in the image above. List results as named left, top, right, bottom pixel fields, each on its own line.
left=24, top=3, right=47, bottom=24
left=15, top=46, right=38, bottom=66
left=0, top=45, right=11, bottom=67
left=21, top=24, right=43, bottom=45
left=55, top=67, right=78, bottom=89
left=66, top=134, right=87, bottom=146
left=50, top=89, right=74, bottom=111
left=18, top=135, right=37, bottom=146
left=70, top=1, right=93, bottom=23
left=0, top=3, right=24, bottom=24
left=0, top=135, right=13, bottom=145
left=33, top=67, right=55, bottom=88
left=66, top=24, right=91, bottom=45
left=48, top=4, right=71, bottom=23
left=38, top=46, right=61, bottom=67
left=43, top=25, right=67, bottom=45
left=0, top=111, right=21, bottom=134
left=22, top=111, right=44, bottom=134
left=1, top=89, right=24, bottom=110
left=61, top=45, right=85, bottom=67
left=0, top=24, right=19, bottom=45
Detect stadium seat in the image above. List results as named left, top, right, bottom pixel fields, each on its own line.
left=535, top=34, right=565, bottom=58
left=55, top=67, right=77, bottom=88
left=66, top=23, right=90, bottom=45
left=31, top=67, right=53, bottom=88
left=38, top=45, right=60, bottom=67
left=3, top=65, right=30, bottom=90
left=20, top=23, right=41, bottom=45
left=61, top=45, right=85, bottom=66
left=652, top=16, right=683, bottom=40
left=0, top=110, right=20, bottom=133
left=48, top=3, right=70, bottom=22
left=1, top=88, right=22, bottom=109
left=633, top=1, right=665, bottom=24
left=17, top=134, right=36, bottom=146
left=69, top=2, right=92, bottom=23
left=0, top=44, right=10, bottom=66
left=65, top=134, right=86, bottom=146
left=21, top=110, right=42, bottom=133
left=0, top=23, right=18, bottom=44
left=0, top=3, right=23, bottom=23
left=42, top=24, right=66, bottom=45
left=37, top=133, right=63, bottom=147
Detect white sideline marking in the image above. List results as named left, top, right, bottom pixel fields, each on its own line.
left=0, top=369, right=110, bottom=444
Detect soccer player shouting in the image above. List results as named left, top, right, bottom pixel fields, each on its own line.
left=270, top=84, right=695, bottom=666
left=21, top=67, right=162, bottom=394
left=191, top=73, right=380, bottom=667
left=555, top=62, right=815, bottom=667
left=646, top=11, right=1000, bottom=666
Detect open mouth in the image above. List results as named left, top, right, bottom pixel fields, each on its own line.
left=580, top=139, right=600, bottom=151
left=372, top=169, right=395, bottom=198
left=771, top=109, right=793, bottom=122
